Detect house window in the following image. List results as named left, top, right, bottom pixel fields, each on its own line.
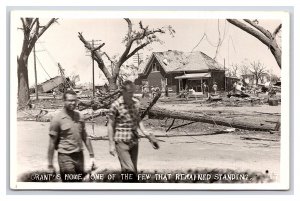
left=152, top=63, right=159, bottom=72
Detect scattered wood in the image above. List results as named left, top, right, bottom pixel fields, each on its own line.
left=253, top=111, right=280, bottom=116
left=169, top=121, right=196, bottom=131
left=166, top=118, right=176, bottom=132
left=91, top=135, right=166, bottom=141
left=90, top=130, right=238, bottom=141
left=269, top=130, right=280, bottom=135
left=209, top=95, right=222, bottom=101
left=274, top=121, right=281, bottom=131
left=91, top=131, right=234, bottom=142
left=227, top=93, right=250, bottom=98
left=240, top=136, right=279, bottom=142
left=268, top=99, right=279, bottom=106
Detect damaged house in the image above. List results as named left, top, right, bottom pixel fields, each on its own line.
left=135, top=50, right=226, bottom=93
left=37, top=76, right=65, bottom=93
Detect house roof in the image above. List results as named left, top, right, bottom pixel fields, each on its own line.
left=140, top=50, right=224, bottom=75
left=226, top=75, right=240, bottom=79
left=175, top=73, right=211, bottom=79
left=40, top=76, right=63, bottom=85
left=137, top=60, right=147, bottom=74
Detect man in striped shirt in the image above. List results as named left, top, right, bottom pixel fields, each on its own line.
left=108, top=80, right=159, bottom=181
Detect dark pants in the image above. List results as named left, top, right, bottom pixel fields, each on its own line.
left=115, top=141, right=139, bottom=182
left=58, top=151, right=84, bottom=182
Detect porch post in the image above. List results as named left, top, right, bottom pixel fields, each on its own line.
left=201, top=78, right=203, bottom=92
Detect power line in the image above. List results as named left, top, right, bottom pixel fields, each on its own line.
left=40, top=43, right=59, bottom=67
left=35, top=55, right=59, bottom=86
left=35, top=55, right=52, bottom=79
left=229, top=35, right=237, bottom=53
left=191, top=33, right=206, bottom=53
left=190, top=19, right=228, bottom=54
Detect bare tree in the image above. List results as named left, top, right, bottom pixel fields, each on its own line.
left=18, top=18, right=58, bottom=107
left=249, top=61, right=267, bottom=85
left=227, top=19, right=282, bottom=68
left=78, top=18, right=175, bottom=90
left=228, top=64, right=239, bottom=77
left=239, top=64, right=250, bottom=76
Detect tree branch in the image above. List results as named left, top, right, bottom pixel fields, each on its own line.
left=228, top=19, right=281, bottom=69
left=20, top=18, right=31, bottom=38
left=93, top=43, right=105, bottom=52
left=24, top=18, right=33, bottom=31
left=244, top=19, right=272, bottom=39
left=138, top=21, right=148, bottom=39
left=32, top=18, right=40, bottom=41
left=273, top=24, right=282, bottom=38
left=134, top=24, right=164, bottom=42
left=78, top=32, right=112, bottom=79
left=227, top=19, right=271, bottom=47
left=27, top=18, right=57, bottom=53
left=21, top=18, right=26, bottom=29
left=118, top=19, right=135, bottom=69
left=118, top=20, right=167, bottom=77
left=125, top=42, right=150, bottom=61
left=29, top=18, right=38, bottom=31
left=37, top=18, right=58, bottom=38
left=102, top=52, right=114, bottom=64
left=124, top=18, right=132, bottom=40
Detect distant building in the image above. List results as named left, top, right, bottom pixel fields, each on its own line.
left=135, top=50, right=226, bottom=93
left=241, top=73, right=270, bottom=86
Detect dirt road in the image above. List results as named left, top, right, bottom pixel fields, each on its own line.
left=15, top=121, right=280, bottom=182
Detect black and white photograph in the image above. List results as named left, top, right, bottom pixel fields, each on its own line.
left=10, top=10, right=290, bottom=190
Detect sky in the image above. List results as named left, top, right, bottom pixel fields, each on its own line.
left=13, top=17, right=282, bottom=87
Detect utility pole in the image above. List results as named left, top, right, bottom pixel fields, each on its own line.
left=33, top=45, right=38, bottom=100
left=224, top=58, right=226, bottom=92
left=133, top=52, right=143, bottom=67
left=85, top=39, right=101, bottom=98
left=92, top=40, right=95, bottom=98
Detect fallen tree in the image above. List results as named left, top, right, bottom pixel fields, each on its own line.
left=146, top=107, right=276, bottom=131
left=17, top=89, right=277, bottom=132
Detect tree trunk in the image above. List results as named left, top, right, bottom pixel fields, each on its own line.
left=146, top=107, right=276, bottom=131
left=270, top=44, right=282, bottom=68
left=17, top=55, right=30, bottom=107
left=108, top=77, right=118, bottom=90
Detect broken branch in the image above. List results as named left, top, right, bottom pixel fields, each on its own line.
left=166, top=118, right=176, bottom=132
left=273, top=24, right=282, bottom=38
left=227, top=19, right=271, bottom=47
left=244, top=19, right=272, bottom=39
left=140, top=91, right=162, bottom=119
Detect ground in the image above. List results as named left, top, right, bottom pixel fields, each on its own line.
left=15, top=93, right=281, bottom=183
